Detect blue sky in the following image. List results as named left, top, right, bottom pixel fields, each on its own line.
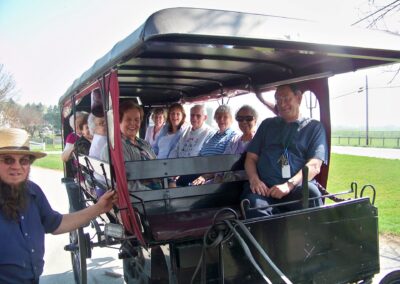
left=1, top=0, right=399, bottom=128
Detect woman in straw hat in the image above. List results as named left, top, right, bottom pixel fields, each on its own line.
left=0, top=128, right=117, bottom=284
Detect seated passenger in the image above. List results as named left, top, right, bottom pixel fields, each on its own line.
left=118, top=101, right=161, bottom=191
left=216, top=105, right=258, bottom=182
left=88, top=113, right=107, bottom=159
left=75, top=121, right=93, bottom=156
left=154, top=103, right=189, bottom=159
left=169, top=104, right=215, bottom=187
left=241, top=84, right=328, bottom=218
left=60, top=111, right=89, bottom=213
left=61, top=111, right=89, bottom=163
left=224, top=105, right=258, bottom=155
left=145, top=107, right=166, bottom=148
left=191, top=105, right=237, bottom=185
left=169, top=104, right=215, bottom=158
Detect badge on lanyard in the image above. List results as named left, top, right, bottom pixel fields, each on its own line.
left=278, top=149, right=291, bottom=178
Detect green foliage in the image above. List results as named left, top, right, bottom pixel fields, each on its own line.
left=327, top=153, right=400, bottom=235
left=43, top=105, right=61, bottom=130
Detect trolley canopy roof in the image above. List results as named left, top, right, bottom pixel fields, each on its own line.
left=60, top=7, right=400, bottom=106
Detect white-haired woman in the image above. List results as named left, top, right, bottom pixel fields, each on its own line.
left=224, top=105, right=258, bottom=155
left=191, top=105, right=237, bottom=185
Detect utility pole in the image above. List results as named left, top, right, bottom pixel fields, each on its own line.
left=365, top=75, right=369, bottom=146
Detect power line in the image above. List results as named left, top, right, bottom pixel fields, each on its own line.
left=351, top=0, right=400, bottom=26
left=331, top=85, right=400, bottom=100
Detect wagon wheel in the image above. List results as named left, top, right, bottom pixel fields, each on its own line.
left=70, top=227, right=91, bottom=284
left=380, top=270, right=400, bottom=284
left=123, top=246, right=151, bottom=283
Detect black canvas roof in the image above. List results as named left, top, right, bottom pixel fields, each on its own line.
left=60, top=7, right=400, bottom=106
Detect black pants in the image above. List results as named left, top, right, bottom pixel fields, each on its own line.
left=241, top=181, right=323, bottom=218
left=62, top=177, right=85, bottom=213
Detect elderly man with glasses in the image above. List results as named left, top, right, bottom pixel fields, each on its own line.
left=241, top=84, right=328, bottom=218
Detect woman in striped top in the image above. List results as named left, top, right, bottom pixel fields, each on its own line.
left=192, top=105, right=237, bottom=185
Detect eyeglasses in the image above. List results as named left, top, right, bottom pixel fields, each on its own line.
left=0, top=156, right=33, bottom=166
left=190, top=114, right=203, bottom=119
left=236, top=116, right=254, bottom=122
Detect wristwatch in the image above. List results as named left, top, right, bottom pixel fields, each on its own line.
left=287, top=178, right=296, bottom=190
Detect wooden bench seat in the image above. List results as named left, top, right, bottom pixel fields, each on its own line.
left=146, top=207, right=240, bottom=241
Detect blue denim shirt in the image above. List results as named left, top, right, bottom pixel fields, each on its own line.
left=0, top=181, right=63, bottom=283
left=247, top=116, right=328, bottom=187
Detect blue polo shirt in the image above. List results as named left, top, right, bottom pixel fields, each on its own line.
left=247, top=117, right=328, bottom=187
left=0, top=181, right=63, bottom=283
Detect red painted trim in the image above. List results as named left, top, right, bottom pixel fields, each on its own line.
left=299, top=78, right=331, bottom=189
left=107, top=71, right=145, bottom=245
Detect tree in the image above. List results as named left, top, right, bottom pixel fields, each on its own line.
left=0, top=99, right=22, bottom=127
left=0, top=64, right=17, bottom=127
left=0, top=64, right=16, bottom=104
left=353, top=0, right=400, bottom=32
left=43, top=105, right=61, bottom=131
left=19, top=103, right=44, bottom=136
left=353, top=1, right=400, bottom=82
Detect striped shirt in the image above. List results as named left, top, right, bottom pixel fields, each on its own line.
left=199, top=128, right=236, bottom=156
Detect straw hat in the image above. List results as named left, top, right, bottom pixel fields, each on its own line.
left=0, top=128, right=46, bottom=159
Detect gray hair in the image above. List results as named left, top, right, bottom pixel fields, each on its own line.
left=236, top=105, right=258, bottom=120
left=191, top=104, right=207, bottom=115
left=213, top=105, right=232, bottom=120
left=69, top=111, right=89, bottom=130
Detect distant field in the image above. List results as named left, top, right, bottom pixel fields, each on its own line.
left=327, top=153, right=400, bottom=235
left=332, top=130, right=400, bottom=148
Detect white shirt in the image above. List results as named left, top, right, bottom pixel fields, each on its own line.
left=169, top=124, right=215, bottom=158
left=89, top=134, right=107, bottom=159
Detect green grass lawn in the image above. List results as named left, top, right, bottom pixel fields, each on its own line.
left=327, top=153, right=400, bottom=235
left=33, top=154, right=64, bottom=171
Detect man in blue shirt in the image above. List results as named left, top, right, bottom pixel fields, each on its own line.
left=242, top=84, right=328, bottom=218
left=0, top=128, right=117, bottom=284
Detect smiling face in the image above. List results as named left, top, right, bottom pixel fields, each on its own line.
left=81, top=123, right=93, bottom=141
left=275, top=85, right=302, bottom=122
left=190, top=106, right=207, bottom=130
left=215, top=112, right=232, bottom=133
left=153, top=113, right=165, bottom=128
left=120, top=107, right=142, bottom=140
left=168, top=107, right=184, bottom=130
left=94, top=117, right=106, bottom=136
left=236, top=108, right=257, bottom=135
left=0, top=154, right=31, bottom=187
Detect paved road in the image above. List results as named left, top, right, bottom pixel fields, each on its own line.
left=332, top=146, right=400, bottom=160
left=32, top=162, right=398, bottom=283
left=30, top=167, right=124, bottom=284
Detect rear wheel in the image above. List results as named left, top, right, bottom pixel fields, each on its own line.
left=380, top=270, right=400, bottom=284
left=123, top=246, right=151, bottom=284
left=70, top=227, right=91, bottom=284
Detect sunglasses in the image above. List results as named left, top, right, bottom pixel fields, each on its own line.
left=236, top=116, right=254, bottom=122
left=0, top=156, right=34, bottom=166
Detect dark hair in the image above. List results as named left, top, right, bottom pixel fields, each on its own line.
left=119, top=101, right=144, bottom=123
left=167, top=103, right=186, bottom=132
left=288, top=83, right=302, bottom=95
